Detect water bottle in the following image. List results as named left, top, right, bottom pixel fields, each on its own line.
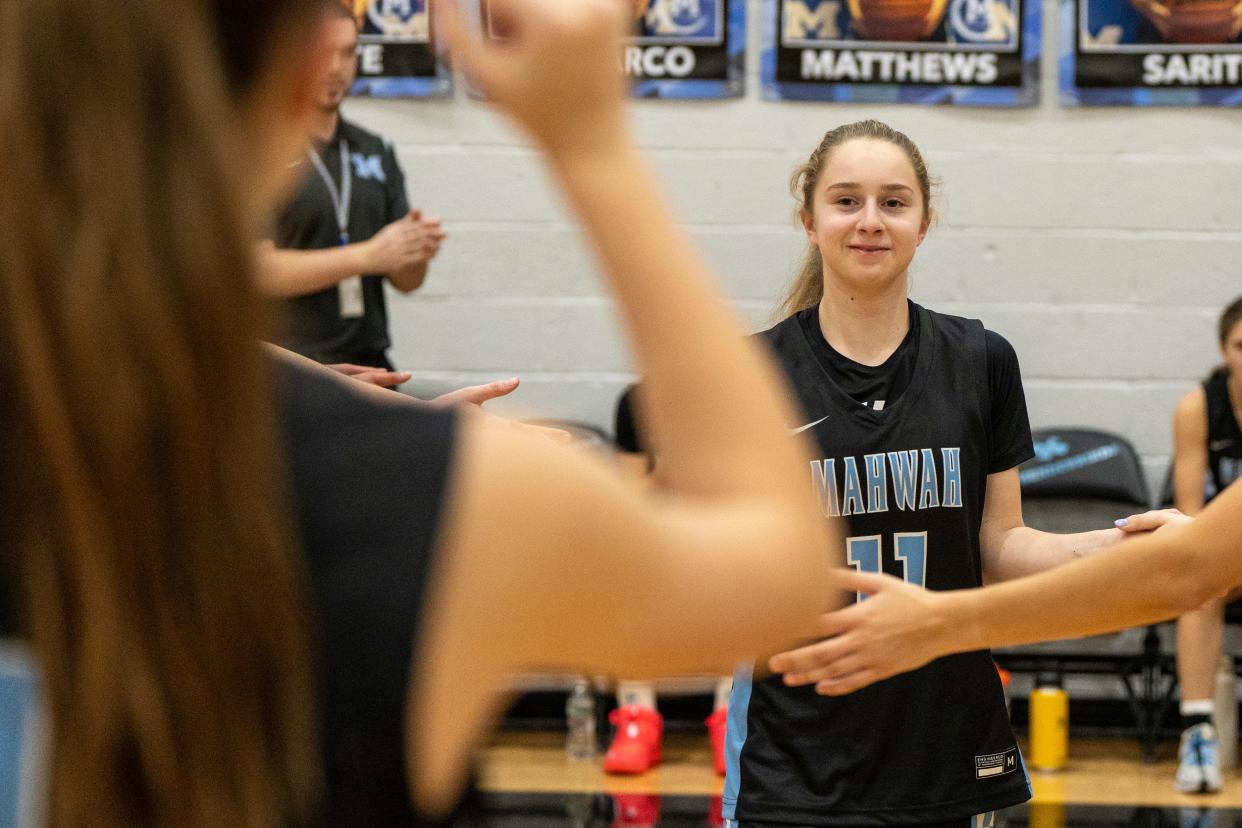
left=1215, top=655, right=1237, bottom=770
left=565, top=678, right=596, bottom=761
left=1028, top=801, right=1067, bottom=828
left=1029, top=672, right=1068, bottom=772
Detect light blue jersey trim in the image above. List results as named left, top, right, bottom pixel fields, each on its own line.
left=1017, top=743, right=1033, bottom=798
left=722, top=662, right=754, bottom=819
left=0, top=643, right=43, bottom=828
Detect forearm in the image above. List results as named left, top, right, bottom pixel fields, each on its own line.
left=946, top=480, right=1242, bottom=652
left=547, top=142, right=812, bottom=504
left=261, top=342, right=422, bottom=408
left=1174, top=471, right=1206, bottom=517
left=255, top=243, right=372, bottom=298
left=389, top=260, right=428, bottom=293
left=984, top=525, right=1126, bottom=582
left=942, top=525, right=1213, bottom=653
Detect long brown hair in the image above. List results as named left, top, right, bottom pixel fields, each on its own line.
left=1219, top=296, right=1242, bottom=348
left=775, top=120, right=935, bottom=320
left=0, top=0, right=320, bottom=823
left=1207, top=295, right=1242, bottom=381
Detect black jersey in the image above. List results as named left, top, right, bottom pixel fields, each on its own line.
left=273, top=116, right=410, bottom=367
left=0, top=363, right=464, bottom=826
left=724, top=303, right=1034, bottom=826
left=277, top=362, right=463, bottom=825
left=1204, top=370, right=1242, bottom=499
left=796, top=301, right=919, bottom=411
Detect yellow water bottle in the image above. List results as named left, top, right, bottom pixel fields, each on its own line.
left=1028, top=801, right=1067, bottom=828
left=1029, top=673, right=1068, bottom=771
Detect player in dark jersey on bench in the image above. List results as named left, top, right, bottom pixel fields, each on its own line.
left=1169, top=296, right=1242, bottom=793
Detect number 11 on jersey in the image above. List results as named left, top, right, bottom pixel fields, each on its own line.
left=845, top=532, right=928, bottom=601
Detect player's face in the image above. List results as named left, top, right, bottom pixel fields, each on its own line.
left=1222, top=320, right=1242, bottom=380
left=318, top=17, right=359, bottom=111
left=803, top=138, right=929, bottom=291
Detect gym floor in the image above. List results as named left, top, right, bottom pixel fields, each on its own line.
left=476, top=732, right=1242, bottom=826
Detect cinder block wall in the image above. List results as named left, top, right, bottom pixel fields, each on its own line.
left=348, top=0, right=1241, bottom=493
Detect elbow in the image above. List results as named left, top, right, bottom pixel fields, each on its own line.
left=1180, top=572, right=1227, bottom=616
left=390, top=277, right=424, bottom=295
left=390, top=265, right=428, bottom=294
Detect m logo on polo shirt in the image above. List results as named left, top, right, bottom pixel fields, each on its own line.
left=351, top=153, right=386, bottom=183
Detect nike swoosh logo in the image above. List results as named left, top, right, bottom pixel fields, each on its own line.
left=1211, top=439, right=1235, bottom=451
left=792, top=416, right=829, bottom=434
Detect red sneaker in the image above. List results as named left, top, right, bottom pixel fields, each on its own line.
left=610, top=793, right=660, bottom=827
left=603, top=705, right=663, bottom=775
left=706, top=706, right=728, bottom=776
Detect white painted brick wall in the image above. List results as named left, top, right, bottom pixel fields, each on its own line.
left=347, top=0, right=1241, bottom=494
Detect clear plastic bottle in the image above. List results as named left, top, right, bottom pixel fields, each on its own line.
left=1215, top=655, right=1237, bottom=770
left=565, top=678, right=596, bottom=762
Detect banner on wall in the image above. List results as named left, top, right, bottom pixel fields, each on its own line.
left=761, top=0, right=1040, bottom=105
left=348, top=0, right=452, bottom=98
left=1060, top=0, right=1242, bottom=105
left=477, top=0, right=746, bottom=98
left=627, top=0, right=747, bottom=97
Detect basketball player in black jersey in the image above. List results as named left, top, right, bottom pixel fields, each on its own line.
left=723, top=122, right=1138, bottom=828
left=1169, top=296, right=1242, bottom=793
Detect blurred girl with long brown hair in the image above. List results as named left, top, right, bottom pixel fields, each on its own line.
left=0, top=0, right=840, bottom=823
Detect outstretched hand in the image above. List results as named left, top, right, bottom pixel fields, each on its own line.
left=327, top=363, right=412, bottom=389
left=1115, top=507, right=1192, bottom=535
left=427, top=379, right=571, bottom=442
left=431, top=377, right=520, bottom=407
left=768, top=569, right=951, bottom=696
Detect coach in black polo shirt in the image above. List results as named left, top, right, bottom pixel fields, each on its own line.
left=259, top=2, right=443, bottom=370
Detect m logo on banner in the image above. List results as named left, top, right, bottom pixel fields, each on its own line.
left=783, top=0, right=843, bottom=43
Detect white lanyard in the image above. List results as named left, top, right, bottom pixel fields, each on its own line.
left=308, top=140, right=352, bottom=245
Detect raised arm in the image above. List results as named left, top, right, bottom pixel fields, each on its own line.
left=407, top=0, right=841, bottom=813
left=437, top=1, right=818, bottom=502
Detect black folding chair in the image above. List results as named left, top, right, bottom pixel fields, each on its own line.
left=995, top=428, right=1175, bottom=761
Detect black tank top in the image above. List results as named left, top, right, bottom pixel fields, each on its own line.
left=1203, top=370, right=1242, bottom=500
left=0, top=362, right=462, bottom=825
left=723, top=304, right=1032, bottom=825
left=275, top=362, right=462, bottom=826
